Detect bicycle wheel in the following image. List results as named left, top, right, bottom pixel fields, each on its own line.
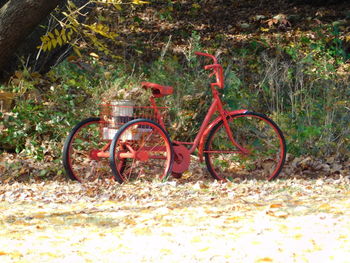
left=109, top=119, right=174, bottom=183
left=204, top=112, right=286, bottom=181
left=63, top=117, right=114, bottom=182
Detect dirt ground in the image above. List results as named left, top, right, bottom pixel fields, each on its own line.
left=0, top=177, right=349, bottom=262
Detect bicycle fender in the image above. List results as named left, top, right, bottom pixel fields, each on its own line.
left=198, top=109, right=248, bottom=162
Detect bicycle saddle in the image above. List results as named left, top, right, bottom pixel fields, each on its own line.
left=141, top=82, right=173, bottom=98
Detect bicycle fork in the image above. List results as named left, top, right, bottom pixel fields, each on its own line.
left=221, top=112, right=249, bottom=155
left=214, top=91, right=249, bottom=155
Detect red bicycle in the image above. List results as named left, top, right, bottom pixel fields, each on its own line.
left=63, top=52, right=286, bottom=183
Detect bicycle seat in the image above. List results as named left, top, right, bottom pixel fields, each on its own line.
left=141, top=82, right=173, bottom=98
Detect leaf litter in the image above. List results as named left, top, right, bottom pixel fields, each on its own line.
left=0, top=173, right=350, bottom=262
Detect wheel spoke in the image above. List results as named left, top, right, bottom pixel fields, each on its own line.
left=63, top=118, right=113, bottom=183
left=109, top=119, right=174, bottom=183
left=204, top=113, right=286, bottom=181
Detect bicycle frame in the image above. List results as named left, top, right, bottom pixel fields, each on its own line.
left=97, top=52, right=249, bottom=163
left=172, top=87, right=248, bottom=162
left=64, top=51, right=286, bottom=182
left=162, top=52, right=249, bottom=162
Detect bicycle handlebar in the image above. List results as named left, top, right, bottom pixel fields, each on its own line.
left=204, top=64, right=220, bottom=70
left=194, top=52, right=218, bottom=64
left=195, top=52, right=224, bottom=89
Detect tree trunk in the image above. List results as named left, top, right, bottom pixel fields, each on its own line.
left=0, top=0, right=9, bottom=9
left=0, top=0, right=63, bottom=80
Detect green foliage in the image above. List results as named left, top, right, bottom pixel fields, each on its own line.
left=224, top=26, right=350, bottom=158
left=0, top=62, right=101, bottom=160
left=4, top=7, right=350, bottom=167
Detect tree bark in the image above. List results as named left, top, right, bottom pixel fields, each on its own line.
left=0, top=0, right=9, bottom=9
left=0, top=0, right=63, bottom=80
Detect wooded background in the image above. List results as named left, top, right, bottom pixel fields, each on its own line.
left=0, top=0, right=349, bottom=181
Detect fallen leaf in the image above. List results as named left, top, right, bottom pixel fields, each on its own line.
left=198, top=247, right=210, bottom=252
left=270, top=203, right=283, bottom=208
left=257, top=257, right=273, bottom=262
left=191, top=236, right=202, bottom=243
left=134, top=227, right=152, bottom=235
left=266, top=210, right=289, bottom=219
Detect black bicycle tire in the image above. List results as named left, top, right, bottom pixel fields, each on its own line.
left=62, top=117, right=101, bottom=181
left=109, top=118, right=174, bottom=184
left=204, top=112, right=286, bottom=181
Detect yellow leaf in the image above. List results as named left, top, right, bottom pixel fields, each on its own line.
left=160, top=248, right=172, bottom=254
left=198, top=247, right=210, bottom=252
left=266, top=210, right=289, bottom=218
left=67, top=30, right=73, bottom=40
left=132, top=0, right=149, bottom=4
left=43, top=35, right=50, bottom=43
left=260, top=27, right=269, bottom=32
left=38, top=235, right=50, bottom=239
left=319, top=203, right=333, bottom=210
left=54, top=28, right=60, bottom=36
left=73, top=47, right=82, bottom=57
left=62, top=33, right=67, bottom=43
left=134, top=227, right=152, bottom=235
left=33, top=212, right=47, bottom=219
left=257, top=257, right=273, bottom=262
left=42, top=43, right=48, bottom=52
left=225, top=216, right=242, bottom=221
left=48, top=32, right=54, bottom=39
left=57, top=36, right=62, bottom=46
left=47, top=40, right=52, bottom=51
left=52, top=39, right=57, bottom=48
left=124, top=218, right=136, bottom=225
left=294, top=233, right=303, bottom=240
left=270, top=203, right=283, bottom=208
left=191, top=236, right=202, bottom=243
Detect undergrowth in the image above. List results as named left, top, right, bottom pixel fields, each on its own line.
left=1, top=26, right=349, bottom=180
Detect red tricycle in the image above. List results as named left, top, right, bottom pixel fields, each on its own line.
left=63, top=52, right=286, bottom=183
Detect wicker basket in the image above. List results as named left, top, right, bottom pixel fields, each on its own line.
left=100, top=100, right=167, bottom=140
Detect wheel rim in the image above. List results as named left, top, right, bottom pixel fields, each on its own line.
left=66, top=120, right=112, bottom=182
left=111, top=120, right=173, bottom=182
left=205, top=113, right=286, bottom=181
